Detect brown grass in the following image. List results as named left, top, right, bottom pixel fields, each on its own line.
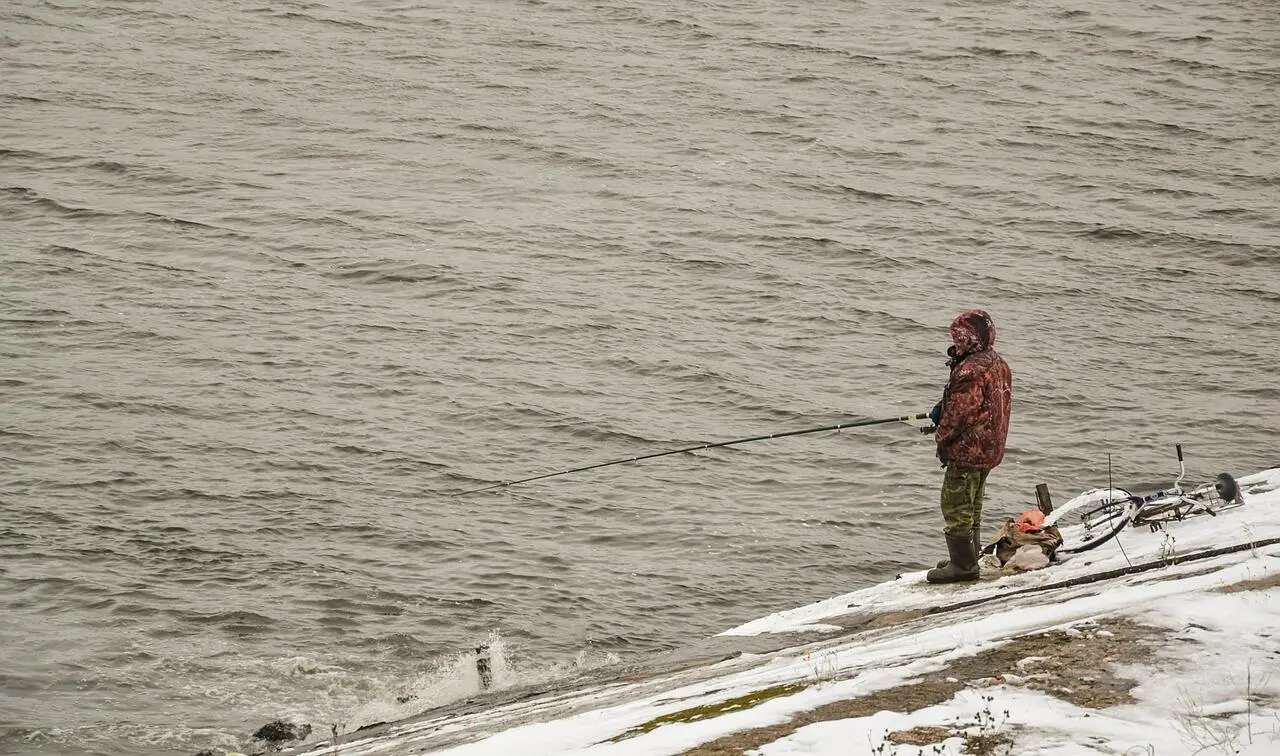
left=677, top=618, right=1162, bottom=755
left=964, top=732, right=1015, bottom=755
left=680, top=681, right=962, bottom=756
left=1217, top=572, right=1280, bottom=593
left=943, top=618, right=1158, bottom=709
left=888, top=725, right=951, bottom=745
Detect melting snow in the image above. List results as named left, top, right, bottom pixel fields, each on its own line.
left=284, top=468, right=1280, bottom=756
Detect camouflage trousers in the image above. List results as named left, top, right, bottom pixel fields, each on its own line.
left=940, top=467, right=990, bottom=536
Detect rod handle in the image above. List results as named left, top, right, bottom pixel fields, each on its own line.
left=1176, top=444, right=1183, bottom=462
left=1035, top=483, right=1053, bottom=515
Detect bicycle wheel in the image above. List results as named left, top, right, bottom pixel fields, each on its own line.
left=1044, top=488, right=1132, bottom=528
left=1051, top=489, right=1137, bottom=554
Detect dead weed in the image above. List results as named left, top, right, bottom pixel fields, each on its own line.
left=678, top=618, right=1164, bottom=756
left=1217, top=572, right=1280, bottom=593
left=887, top=725, right=952, bottom=745
left=941, top=617, right=1160, bottom=709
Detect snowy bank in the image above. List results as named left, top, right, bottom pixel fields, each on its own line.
left=279, top=468, right=1280, bottom=756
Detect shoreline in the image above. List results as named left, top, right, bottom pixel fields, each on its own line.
left=256, top=468, right=1280, bottom=756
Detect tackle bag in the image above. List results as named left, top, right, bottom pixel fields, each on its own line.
left=981, top=507, right=1063, bottom=571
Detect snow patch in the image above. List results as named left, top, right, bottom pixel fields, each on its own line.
left=287, top=469, right=1280, bottom=756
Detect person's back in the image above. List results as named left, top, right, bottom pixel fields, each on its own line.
left=927, top=310, right=1012, bottom=584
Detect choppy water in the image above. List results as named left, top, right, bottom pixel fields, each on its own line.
left=1, top=0, right=1277, bottom=753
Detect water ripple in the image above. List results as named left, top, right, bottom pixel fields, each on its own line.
left=2, top=0, right=1277, bottom=753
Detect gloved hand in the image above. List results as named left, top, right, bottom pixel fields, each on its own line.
left=936, top=443, right=950, bottom=468
left=929, top=402, right=943, bottom=426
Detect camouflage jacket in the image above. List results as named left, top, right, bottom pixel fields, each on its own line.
left=934, top=310, right=1012, bottom=471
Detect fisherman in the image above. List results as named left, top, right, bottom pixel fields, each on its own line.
left=926, top=310, right=1012, bottom=584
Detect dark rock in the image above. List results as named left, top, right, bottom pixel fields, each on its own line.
left=475, top=644, right=493, bottom=690
left=252, top=719, right=312, bottom=744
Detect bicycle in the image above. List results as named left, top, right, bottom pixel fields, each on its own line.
left=1043, top=445, right=1244, bottom=555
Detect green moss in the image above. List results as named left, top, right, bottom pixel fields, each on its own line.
left=612, top=682, right=809, bottom=741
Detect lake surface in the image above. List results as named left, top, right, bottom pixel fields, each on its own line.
left=2, top=0, right=1276, bottom=753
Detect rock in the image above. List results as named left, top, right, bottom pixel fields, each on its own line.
left=252, top=720, right=312, bottom=746
left=475, top=644, right=493, bottom=690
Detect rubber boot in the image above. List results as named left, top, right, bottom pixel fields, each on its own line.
left=926, top=532, right=980, bottom=584
left=939, top=523, right=982, bottom=568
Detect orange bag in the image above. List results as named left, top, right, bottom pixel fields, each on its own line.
left=1014, top=508, right=1046, bottom=533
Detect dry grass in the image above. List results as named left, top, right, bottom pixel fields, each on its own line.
left=943, top=618, right=1159, bottom=709
left=680, top=681, right=962, bottom=756
left=963, top=732, right=1015, bottom=755
left=677, top=619, right=1163, bottom=755
left=1217, top=572, right=1280, bottom=593
left=887, top=725, right=952, bottom=745
left=612, top=683, right=806, bottom=742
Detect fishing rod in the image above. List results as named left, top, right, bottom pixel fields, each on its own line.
left=452, top=411, right=930, bottom=496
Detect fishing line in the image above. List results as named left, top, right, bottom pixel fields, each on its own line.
left=452, top=412, right=930, bottom=496
left=1109, top=453, right=1133, bottom=568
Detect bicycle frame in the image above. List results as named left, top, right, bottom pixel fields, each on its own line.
left=1045, top=445, right=1241, bottom=554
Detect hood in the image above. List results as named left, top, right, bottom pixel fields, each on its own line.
left=949, top=309, right=996, bottom=357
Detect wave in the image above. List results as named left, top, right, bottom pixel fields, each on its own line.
left=1, top=186, right=114, bottom=218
